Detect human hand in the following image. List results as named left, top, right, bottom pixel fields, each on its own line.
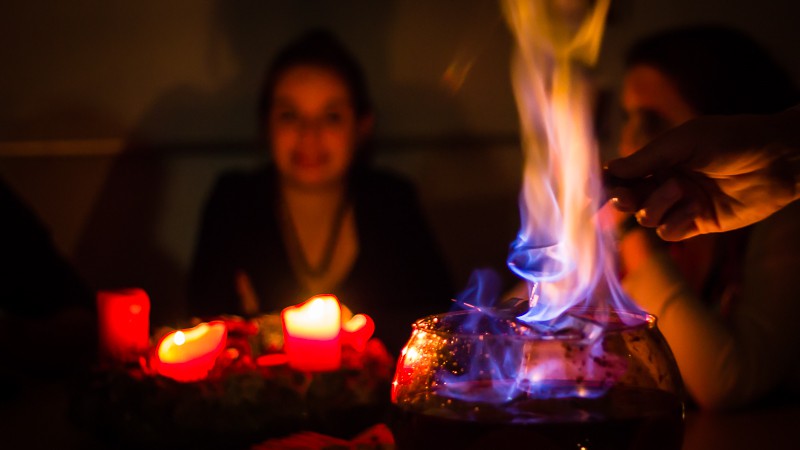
left=605, top=110, right=800, bottom=241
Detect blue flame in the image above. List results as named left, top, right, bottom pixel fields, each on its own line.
left=454, top=268, right=503, bottom=308
left=507, top=240, right=573, bottom=283
left=432, top=0, right=645, bottom=404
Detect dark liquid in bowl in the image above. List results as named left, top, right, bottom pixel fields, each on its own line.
left=391, top=384, right=683, bottom=450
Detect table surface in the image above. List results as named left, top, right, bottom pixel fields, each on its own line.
left=2, top=380, right=799, bottom=450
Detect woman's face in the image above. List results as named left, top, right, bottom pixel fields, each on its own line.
left=268, top=65, right=371, bottom=189
left=620, top=64, right=697, bottom=157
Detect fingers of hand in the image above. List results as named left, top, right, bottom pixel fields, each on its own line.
left=605, top=156, right=647, bottom=179
left=608, top=187, right=638, bottom=212
left=605, top=175, right=661, bottom=213
left=656, top=205, right=701, bottom=241
left=634, top=178, right=683, bottom=228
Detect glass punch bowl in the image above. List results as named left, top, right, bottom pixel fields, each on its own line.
left=390, top=308, right=684, bottom=450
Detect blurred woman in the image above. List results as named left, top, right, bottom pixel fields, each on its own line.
left=616, top=26, right=800, bottom=410
left=188, top=30, right=452, bottom=353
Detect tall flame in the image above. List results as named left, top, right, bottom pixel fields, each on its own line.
left=423, top=0, right=648, bottom=407
left=503, top=0, right=641, bottom=322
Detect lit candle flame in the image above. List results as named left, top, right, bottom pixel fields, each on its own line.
left=154, top=321, right=227, bottom=382
left=343, top=314, right=367, bottom=332
left=174, top=330, right=185, bottom=346
left=283, top=295, right=341, bottom=339
left=281, top=294, right=343, bottom=371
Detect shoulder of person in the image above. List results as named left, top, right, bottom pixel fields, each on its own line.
left=0, top=177, right=47, bottom=235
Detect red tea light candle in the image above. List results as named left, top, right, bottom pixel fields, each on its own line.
left=281, top=294, right=342, bottom=372
left=96, top=288, right=150, bottom=363
left=341, top=314, right=375, bottom=352
left=155, top=321, right=227, bottom=382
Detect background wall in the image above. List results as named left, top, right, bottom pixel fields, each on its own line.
left=2, top=0, right=799, bottom=324
left=0, top=0, right=518, bottom=144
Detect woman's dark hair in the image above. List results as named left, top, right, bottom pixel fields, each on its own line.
left=258, top=29, right=373, bottom=126
left=625, top=25, right=798, bottom=115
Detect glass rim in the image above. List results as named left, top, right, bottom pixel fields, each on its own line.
left=411, top=307, right=656, bottom=342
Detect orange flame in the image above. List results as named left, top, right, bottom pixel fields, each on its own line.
left=503, top=0, right=636, bottom=321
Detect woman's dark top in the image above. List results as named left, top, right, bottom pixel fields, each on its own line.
left=188, top=165, right=453, bottom=353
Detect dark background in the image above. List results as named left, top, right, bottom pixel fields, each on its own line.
left=1, top=0, right=798, bottom=325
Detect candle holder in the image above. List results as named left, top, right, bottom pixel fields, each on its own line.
left=282, top=295, right=342, bottom=372
left=391, top=308, right=684, bottom=450
left=96, top=288, right=150, bottom=364
left=74, top=311, right=394, bottom=448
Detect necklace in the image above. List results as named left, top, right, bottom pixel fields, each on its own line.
left=280, top=193, right=351, bottom=279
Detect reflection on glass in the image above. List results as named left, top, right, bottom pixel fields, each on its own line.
left=391, top=309, right=684, bottom=450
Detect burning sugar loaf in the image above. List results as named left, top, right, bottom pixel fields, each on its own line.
left=391, top=2, right=685, bottom=449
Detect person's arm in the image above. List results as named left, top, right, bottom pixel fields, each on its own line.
left=621, top=202, right=800, bottom=410
left=605, top=108, right=800, bottom=241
